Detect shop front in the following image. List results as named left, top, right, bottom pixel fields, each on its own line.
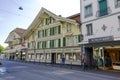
left=87, top=36, right=120, bottom=70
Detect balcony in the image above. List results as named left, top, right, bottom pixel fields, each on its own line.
left=96, top=7, right=111, bottom=17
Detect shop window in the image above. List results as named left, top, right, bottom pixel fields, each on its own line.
left=57, top=53, right=62, bottom=60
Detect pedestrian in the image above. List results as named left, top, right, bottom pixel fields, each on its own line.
left=61, top=55, right=65, bottom=67
left=93, top=57, right=98, bottom=70
left=82, top=54, right=87, bottom=71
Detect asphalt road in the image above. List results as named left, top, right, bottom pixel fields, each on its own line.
left=0, top=60, right=120, bottom=80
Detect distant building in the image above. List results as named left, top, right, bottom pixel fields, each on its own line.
left=24, top=8, right=82, bottom=65
left=80, top=0, right=120, bottom=69
left=4, top=28, right=27, bottom=60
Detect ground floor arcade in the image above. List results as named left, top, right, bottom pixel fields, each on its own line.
left=26, top=47, right=81, bottom=65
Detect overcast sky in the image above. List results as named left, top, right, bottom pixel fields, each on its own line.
left=0, top=0, right=80, bottom=47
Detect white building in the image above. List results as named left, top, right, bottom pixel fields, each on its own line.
left=80, top=0, right=120, bottom=69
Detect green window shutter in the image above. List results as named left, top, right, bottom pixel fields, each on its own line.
left=38, top=31, right=40, bottom=38
left=28, top=43, right=30, bottom=48
left=53, top=27, right=55, bottom=35
left=50, top=40, right=52, bottom=48
left=42, top=30, right=44, bottom=37
left=42, top=41, right=44, bottom=48
left=50, top=28, right=52, bottom=36
left=50, top=17, right=52, bottom=23
left=58, top=39, right=61, bottom=48
left=63, top=37, right=66, bottom=47
left=37, top=42, right=39, bottom=49
left=45, top=41, right=46, bottom=48
left=78, top=35, right=81, bottom=42
left=45, top=29, right=47, bottom=37
left=45, top=18, right=48, bottom=25
left=58, top=25, right=61, bottom=34
left=52, top=40, right=54, bottom=48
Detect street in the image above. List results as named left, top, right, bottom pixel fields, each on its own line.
left=0, top=60, right=120, bottom=80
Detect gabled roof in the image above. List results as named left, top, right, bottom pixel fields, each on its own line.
left=24, top=7, right=79, bottom=37
left=5, top=28, right=26, bottom=43
left=14, top=28, right=26, bottom=37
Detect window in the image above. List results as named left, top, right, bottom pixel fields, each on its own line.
left=46, top=41, right=50, bottom=48
left=45, top=17, right=52, bottom=25
left=58, top=39, right=61, bottom=48
left=118, top=16, right=120, bottom=30
left=38, top=30, right=42, bottom=38
left=42, top=30, right=45, bottom=37
left=98, top=0, right=108, bottom=16
left=63, top=37, right=66, bottom=47
left=54, top=39, right=58, bottom=48
left=84, top=4, right=93, bottom=18
left=50, top=40, right=54, bottom=48
left=42, top=41, right=46, bottom=48
left=27, top=42, right=30, bottom=48
left=67, top=24, right=72, bottom=32
left=115, top=0, right=120, bottom=8
left=86, top=23, right=93, bottom=36
left=50, top=27, right=54, bottom=36
left=66, top=37, right=73, bottom=46
left=58, top=25, right=61, bottom=34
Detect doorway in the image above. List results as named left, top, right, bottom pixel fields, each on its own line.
left=51, top=53, right=56, bottom=64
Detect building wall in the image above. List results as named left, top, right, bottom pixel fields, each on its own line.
left=81, top=0, right=120, bottom=42
left=25, top=9, right=81, bottom=65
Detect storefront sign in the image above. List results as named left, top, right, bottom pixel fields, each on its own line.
left=89, top=36, right=114, bottom=43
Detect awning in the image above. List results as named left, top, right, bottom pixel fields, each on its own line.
left=16, top=47, right=27, bottom=51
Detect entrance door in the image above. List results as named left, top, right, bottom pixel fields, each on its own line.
left=99, top=0, right=108, bottom=16
left=51, top=53, right=56, bottom=64
left=85, top=47, right=93, bottom=67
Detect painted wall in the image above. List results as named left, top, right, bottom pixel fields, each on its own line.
left=81, top=0, right=120, bottom=42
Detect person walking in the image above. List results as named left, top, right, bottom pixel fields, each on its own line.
left=61, top=55, right=65, bottom=67
left=82, top=54, right=87, bottom=71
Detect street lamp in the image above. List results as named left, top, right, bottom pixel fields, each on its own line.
left=19, top=6, right=23, bottom=10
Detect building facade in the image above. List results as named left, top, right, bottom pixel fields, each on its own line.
left=80, top=0, right=120, bottom=69
left=24, top=8, right=81, bottom=65
left=4, top=28, right=27, bottom=60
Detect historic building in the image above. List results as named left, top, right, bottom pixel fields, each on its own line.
left=4, top=28, right=27, bottom=60
left=80, top=0, right=120, bottom=70
left=24, top=8, right=81, bottom=65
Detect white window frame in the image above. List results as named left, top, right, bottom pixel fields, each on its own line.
left=84, top=4, right=93, bottom=18
left=115, top=0, right=120, bottom=8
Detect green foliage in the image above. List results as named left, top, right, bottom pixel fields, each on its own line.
left=0, top=44, right=5, bottom=51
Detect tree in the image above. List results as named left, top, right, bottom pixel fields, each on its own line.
left=0, top=44, right=5, bottom=51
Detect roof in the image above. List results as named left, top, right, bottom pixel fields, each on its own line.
left=24, top=7, right=79, bottom=37
left=13, top=28, right=26, bottom=37
left=67, top=13, right=80, bottom=23
left=5, top=28, right=26, bottom=43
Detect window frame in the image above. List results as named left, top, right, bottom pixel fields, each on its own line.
left=84, top=4, right=93, bottom=18
left=86, top=23, right=93, bottom=36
